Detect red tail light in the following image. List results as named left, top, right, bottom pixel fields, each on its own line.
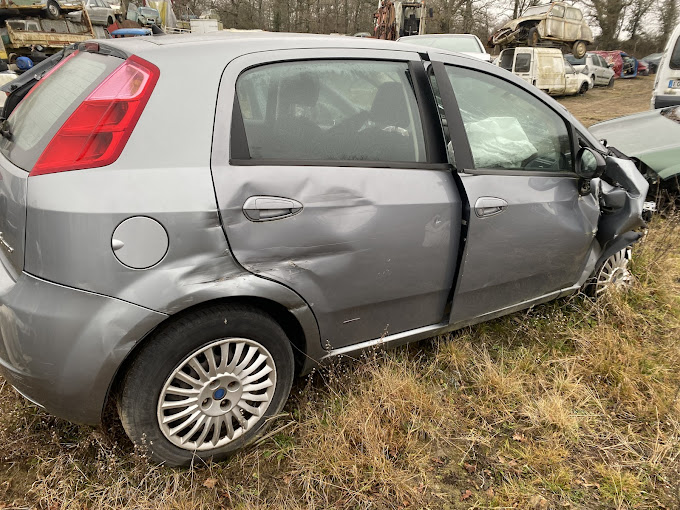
left=30, top=55, right=159, bottom=176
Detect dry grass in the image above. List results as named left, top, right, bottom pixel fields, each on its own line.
left=0, top=216, right=677, bottom=509
left=0, top=82, right=678, bottom=508
left=557, top=75, right=655, bottom=127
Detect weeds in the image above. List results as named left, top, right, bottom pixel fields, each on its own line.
left=0, top=216, right=678, bottom=509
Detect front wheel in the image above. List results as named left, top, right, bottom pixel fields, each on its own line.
left=45, top=0, right=60, bottom=19
left=607, top=76, right=615, bottom=88
left=118, top=305, right=295, bottom=466
left=572, top=40, right=587, bottom=59
left=587, top=248, right=633, bottom=296
left=579, top=82, right=588, bottom=95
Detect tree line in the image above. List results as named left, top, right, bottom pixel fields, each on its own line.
left=173, top=0, right=678, bottom=55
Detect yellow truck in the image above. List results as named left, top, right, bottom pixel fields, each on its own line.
left=0, top=10, right=96, bottom=60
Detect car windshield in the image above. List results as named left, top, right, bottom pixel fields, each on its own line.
left=522, top=5, right=550, bottom=16
left=402, top=35, right=482, bottom=53
left=139, top=7, right=157, bottom=14
left=565, top=54, right=585, bottom=65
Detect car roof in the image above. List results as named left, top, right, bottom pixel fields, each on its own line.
left=402, top=34, right=477, bottom=38
left=99, top=31, right=489, bottom=67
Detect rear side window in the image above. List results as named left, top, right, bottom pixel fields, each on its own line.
left=234, top=60, right=426, bottom=163
left=0, top=51, right=122, bottom=171
left=671, top=35, right=680, bottom=70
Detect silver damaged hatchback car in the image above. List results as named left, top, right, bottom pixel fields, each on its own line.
left=0, top=33, right=647, bottom=466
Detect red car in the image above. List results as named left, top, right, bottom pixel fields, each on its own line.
left=592, top=50, right=643, bottom=79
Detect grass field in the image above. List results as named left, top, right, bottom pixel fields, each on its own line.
left=1, top=75, right=678, bottom=510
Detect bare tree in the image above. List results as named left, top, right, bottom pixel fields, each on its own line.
left=583, top=0, right=632, bottom=47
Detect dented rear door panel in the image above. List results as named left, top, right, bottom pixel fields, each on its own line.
left=212, top=49, right=461, bottom=350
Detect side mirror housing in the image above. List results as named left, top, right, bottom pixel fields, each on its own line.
left=576, top=147, right=606, bottom=180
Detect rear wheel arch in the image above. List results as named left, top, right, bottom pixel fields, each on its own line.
left=103, top=295, right=313, bottom=425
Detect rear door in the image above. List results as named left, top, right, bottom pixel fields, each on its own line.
left=429, top=53, right=600, bottom=324
left=212, top=49, right=462, bottom=350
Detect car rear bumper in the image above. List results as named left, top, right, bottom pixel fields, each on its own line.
left=0, top=266, right=166, bottom=425
left=653, top=94, right=680, bottom=109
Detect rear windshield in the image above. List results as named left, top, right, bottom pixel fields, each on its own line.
left=404, top=35, right=482, bottom=53
left=565, top=55, right=585, bottom=65
left=671, top=35, right=680, bottom=70
left=0, top=51, right=122, bottom=171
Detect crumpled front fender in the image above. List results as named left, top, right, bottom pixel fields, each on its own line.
left=597, top=156, right=649, bottom=250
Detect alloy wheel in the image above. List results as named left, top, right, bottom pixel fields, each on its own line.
left=595, top=248, right=633, bottom=295
left=157, top=338, right=277, bottom=451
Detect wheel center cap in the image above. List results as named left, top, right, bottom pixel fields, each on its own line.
left=213, top=387, right=227, bottom=400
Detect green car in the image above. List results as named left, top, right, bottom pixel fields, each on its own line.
left=590, top=106, right=680, bottom=195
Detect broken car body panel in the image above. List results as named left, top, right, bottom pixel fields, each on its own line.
left=491, top=3, right=593, bottom=48
left=589, top=106, right=680, bottom=182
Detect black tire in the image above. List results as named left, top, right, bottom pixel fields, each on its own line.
left=107, top=16, right=114, bottom=26
left=607, top=77, right=615, bottom=88
left=118, top=304, right=295, bottom=467
left=45, top=0, right=60, bottom=19
left=572, top=40, right=587, bottom=59
left=579, top=82, right=588, bottom=95
left=528, top=27, right=540, bottom=46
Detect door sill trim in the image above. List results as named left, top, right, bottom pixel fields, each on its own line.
left=321, top=284, right=582, bottom=362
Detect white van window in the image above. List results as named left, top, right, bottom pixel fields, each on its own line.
left=671, top=35, right=680, bottom=70
left=514, top=54, right=531, bottom=73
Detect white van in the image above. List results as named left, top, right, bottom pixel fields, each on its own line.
left=497, top=47, right=591, bottom=96
left=652, top=23, right=680, bottom=109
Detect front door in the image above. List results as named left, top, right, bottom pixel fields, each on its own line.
left=429, top=54, right=600, bottom=324
left=212, top=49, right=462, bottom=350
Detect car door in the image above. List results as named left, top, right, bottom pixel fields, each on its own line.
left=564, top=7, right=582, bottom=41
left=428, top=53, right=600, bottom=324
left=211, top=48, right=462, bottom=350
left=546, top=4, right=565, bottom=39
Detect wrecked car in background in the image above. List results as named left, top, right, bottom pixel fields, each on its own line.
left=491, top=2, right=593, bottom=58
left=566, top=52, right=615, bottom=87
left=590, top=106, right=680, bottom=196
left=592, top=50, right=642, bottom=79
left=0, top=34, right=648, bottom=468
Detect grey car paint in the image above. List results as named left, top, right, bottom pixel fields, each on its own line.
left=213, top=48, right=461, bottom=350
left=0, top=33, right=647, bottom=427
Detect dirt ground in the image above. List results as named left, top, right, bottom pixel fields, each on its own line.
left=557, top=74, right=656, bottom=127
